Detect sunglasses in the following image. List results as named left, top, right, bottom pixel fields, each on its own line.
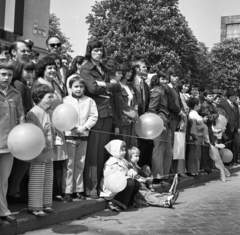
left=48, top=43, right=62, bottom=48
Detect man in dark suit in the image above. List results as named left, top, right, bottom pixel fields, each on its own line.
left=165, top=68, right=187, bottom=176
left=219, top=90, right=240, bottom=166
left=130, top=60, right=151, bottom=167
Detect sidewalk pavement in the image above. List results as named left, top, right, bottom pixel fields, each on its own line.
left=2, top=165, right=240, bottom=235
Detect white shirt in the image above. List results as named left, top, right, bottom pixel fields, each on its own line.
left=121, top=84, right=133, bottom=106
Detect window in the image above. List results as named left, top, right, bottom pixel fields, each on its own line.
left=226, top=23, right=240, bottom=39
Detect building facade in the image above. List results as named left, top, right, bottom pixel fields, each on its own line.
left=0, top=0, right=50, bottom=57
left=221, top=15, right=240, bottom=41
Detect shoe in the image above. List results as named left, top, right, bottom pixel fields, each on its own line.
left=43, top=207, right=54, bottom=213
left=0, top=215, right=16, bottom=222
left=53, top=195, right=65, bottom=202
left=179, top=173, right=188, bottom=178
left=28, top=210, right=46, bottom=217
left=89, top=194, right=99, bottom=199
left=76, top=193, right=86, bottom=200
left=7, top=192, right=28, bottom=204
left=172, top=191, right=179, bottom=204
left=63, top=194, right=73, bottom=202
left=162, top=197, right=173, bottom=208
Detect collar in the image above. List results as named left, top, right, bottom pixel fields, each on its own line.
left=168, top=83, right=173, bottom=88
left=0, top=85, right=17, bottom=95
left=38, top=102, right=51, bottom=112
left=72, top=93, right=83, bottom=100
left=227, top=99, right=233, bottom=106
left=83, top=60, right=104, bottom=71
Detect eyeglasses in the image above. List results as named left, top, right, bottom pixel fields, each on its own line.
left=48, top=43, right=62, bottom=48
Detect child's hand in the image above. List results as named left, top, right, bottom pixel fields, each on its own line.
left=75, top=126, right=87, bottom=134
left=127, top=169, right=137, bottom=178
left=203, top=116, right=208, bottom=123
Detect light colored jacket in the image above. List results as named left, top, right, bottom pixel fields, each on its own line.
left=0, top=86, right=25, bottom=152
left=64, top=95, right=98, bottom=137
left=26, top=104, right=55, bottom=163
left=99, top=156, right=129, bottom=199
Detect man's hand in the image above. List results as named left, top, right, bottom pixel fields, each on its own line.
left=115, top=127, right=120, bottom=136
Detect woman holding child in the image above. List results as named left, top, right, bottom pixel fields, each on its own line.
left=33, top=56, right=68, bottom=202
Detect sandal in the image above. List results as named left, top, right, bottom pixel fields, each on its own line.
left=28, top=210, right=46, bottom=217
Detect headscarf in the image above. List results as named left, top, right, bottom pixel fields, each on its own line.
left=105, top=139, right=125, bottom=158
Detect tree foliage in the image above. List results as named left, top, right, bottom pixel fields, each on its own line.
left=49, top=13, right=73, bottom=53
left=209, top=38, right=240, bottom=89
left=86, top=0, right=206, bottom=79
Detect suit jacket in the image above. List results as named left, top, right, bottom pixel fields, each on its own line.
left=80, top=61, right=121, bottom=118
left=130, top=76, right=150, bottom=116
left=219, top=99, right=240, bottom=133
left=165, top=84, right=182, bottom=122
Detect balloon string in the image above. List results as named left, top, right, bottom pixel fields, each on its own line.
left=89, top=129, right=233, bottom=147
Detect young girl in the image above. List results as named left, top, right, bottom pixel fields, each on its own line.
left=127, top=147, right=178, bottom=208
left=27, top=84, right=55, bottom=217
left=0, top=58, right=24, bottom=223
left=100, top=140, right=140, bottom=212
left=62, top=76, right=98, bottom=201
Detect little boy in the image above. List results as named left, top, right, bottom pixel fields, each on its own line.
left=128, top=146, right=179, bottom=208
left=0, top=58, right=25, bottom=224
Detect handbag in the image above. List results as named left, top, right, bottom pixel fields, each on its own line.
left=173, top=131, right=186, bottom=160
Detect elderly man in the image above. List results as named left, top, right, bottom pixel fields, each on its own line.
left=46, top=36, right=62, bottom=54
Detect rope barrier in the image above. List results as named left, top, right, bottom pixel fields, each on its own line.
left=89, top=129, right=233, bottom=147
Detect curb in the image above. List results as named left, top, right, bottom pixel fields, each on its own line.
left=2, top=165, right=240, bottom=235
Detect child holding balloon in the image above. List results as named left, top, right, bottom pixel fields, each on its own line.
left=26, top=84, right=55, bottom=217
left=62, top=76, right=98, bottom=201
left=0, top=58, right=25, bottom=224
left=99, top=139, right=140, bottom=212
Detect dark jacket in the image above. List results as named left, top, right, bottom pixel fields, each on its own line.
left=200, top=100, right=219, bottom=125
left=165, top=85, right=182, bottom=122
left=148, top=85, right=170, bottom=127
left=14, top=80, right=33, bottom=114
left=130, top=76, right=150, bottom=116
left=219, top=99, right=240, bottom=133
left=80, top=61, right=121, bottom=119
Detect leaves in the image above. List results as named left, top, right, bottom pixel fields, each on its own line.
left=209, top=38, right=240, bottom=89
left=49, top=13, right=73, bottom=53
left=86, top=0, right=208, bottom=81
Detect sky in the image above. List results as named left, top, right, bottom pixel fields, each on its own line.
left=50, top=0, right=240, bottom=57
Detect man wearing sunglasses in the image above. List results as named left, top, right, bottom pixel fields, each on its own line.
left=46, top=36, right=62, bottom=54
